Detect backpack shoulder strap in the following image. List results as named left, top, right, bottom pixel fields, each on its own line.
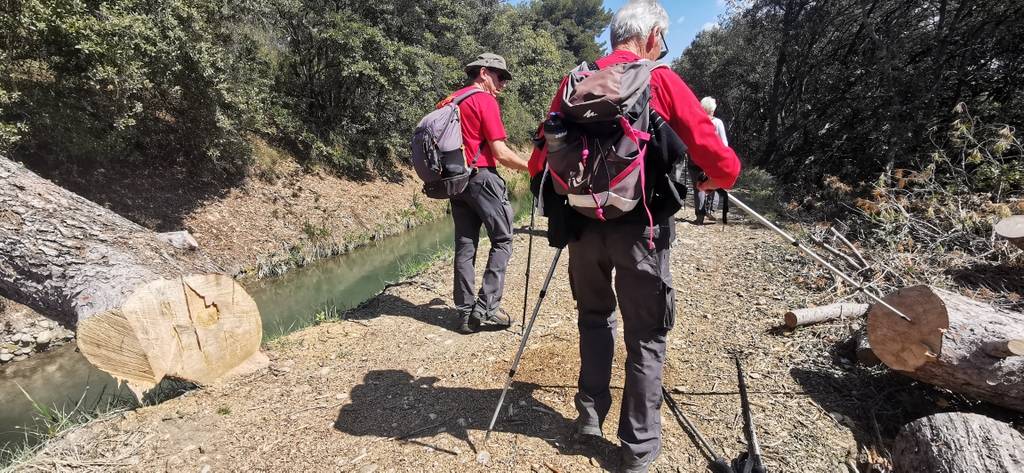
left=451, top=88, right=485, bottom=106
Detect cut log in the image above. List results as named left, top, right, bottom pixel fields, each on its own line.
left=868, top=285, right=1024, bottom=411
left=994, top=215, right=1024, bottom=250
left=784, top=302, right=869, bottom=328
left=853, top=328, right=881, bottom=367
left=983, top=339, right=1024, bottom=358
left=892, top=412, right=1024, bottom=473
left=0, top=158, right=265, bottom=393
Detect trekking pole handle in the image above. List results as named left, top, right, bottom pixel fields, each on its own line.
left=725, top=193, right=913, bottom=323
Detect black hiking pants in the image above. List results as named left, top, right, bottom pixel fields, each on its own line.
left=450, top=168, right=514, bottom=317
left=568, top=218, right=676, bottom=462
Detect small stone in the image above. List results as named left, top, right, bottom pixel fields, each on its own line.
left=476, top=451, right=491, bottom=465
left=34, top=331, right=53, bottom=345
left=15, top=347, right=30, bottom=356
left=428, top=413, right=437, bottom=420
left=199, top=465, right=211, bottom=473
left=0, top=353, right=13, bottom=362
left=357, top=464, right=378, bottom=473
left=319, top=367, right=331, bottom=376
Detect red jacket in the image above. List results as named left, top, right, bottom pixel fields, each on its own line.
left=528, top=50, right=741, bottom=188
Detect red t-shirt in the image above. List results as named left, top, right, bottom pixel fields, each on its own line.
left=448, top=85, right=507, bottom=168
left=528, top=50, right=741, bottom=188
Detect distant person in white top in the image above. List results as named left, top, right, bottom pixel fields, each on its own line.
left=691, top=96, right=729, bottom=223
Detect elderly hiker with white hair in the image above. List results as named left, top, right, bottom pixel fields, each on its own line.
left=691, top=96, right=730, bottom=223
left=527, top=1, right=741, bottom=471
left=434, top=53, right=529, bottom=334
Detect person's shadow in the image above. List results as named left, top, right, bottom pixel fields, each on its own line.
left=334, top=369, right=619, bottom=468
left=350, top=295, right=510, bottom=334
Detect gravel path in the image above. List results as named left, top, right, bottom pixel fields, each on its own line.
left=13, top=202, right=950, bottom=473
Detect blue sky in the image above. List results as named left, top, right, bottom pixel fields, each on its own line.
left=511, top=0, right=729, bottom=61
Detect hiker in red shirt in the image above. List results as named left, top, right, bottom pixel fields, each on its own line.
left=528, top=2, right=741, bottom=471
left=448, top=53, right=529, bottom=334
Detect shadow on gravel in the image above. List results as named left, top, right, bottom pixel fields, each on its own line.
left=349, top=295, right=510, bottom=334
left=334, top=369, right=620, bottom=467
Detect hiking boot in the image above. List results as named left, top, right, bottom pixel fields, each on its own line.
left=457, top=311, right=480, bottom=334
left=619, top=444, right=661, bottom=473
left=473, top=306, right=512, bottom=328
left=572, top=416, right=604, bottom=440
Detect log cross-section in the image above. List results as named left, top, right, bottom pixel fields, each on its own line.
left=868, top=285, right=1024, bottom=412
left=0, top=157, right=264, bottom=392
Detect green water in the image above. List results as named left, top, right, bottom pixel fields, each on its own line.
left=0, top=197, right=530, bottom=457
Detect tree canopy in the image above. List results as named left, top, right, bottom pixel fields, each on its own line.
left=675, top=0, right=1024, bottom=195
left=0, top=0, right=611, bottom=178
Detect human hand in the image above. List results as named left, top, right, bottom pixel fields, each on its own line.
left=697, top=177, right=731, bottom=192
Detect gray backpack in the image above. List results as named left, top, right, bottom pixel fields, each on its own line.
left=411, top=89, right=483, bottom=199
left=545, top=60, right=665, bottom=223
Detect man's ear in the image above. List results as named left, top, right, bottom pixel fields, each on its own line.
left=647, top=28, right=661, bottom=55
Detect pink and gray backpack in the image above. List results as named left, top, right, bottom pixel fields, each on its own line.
left=544, top=60, right=666, bottom=244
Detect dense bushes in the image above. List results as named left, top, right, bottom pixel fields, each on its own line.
left=675, top=0, right=1024, bottom=200
left=0, top=0, right=608, bottom=178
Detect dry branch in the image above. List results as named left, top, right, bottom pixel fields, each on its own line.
left=784, top=303, right=870, bottom=328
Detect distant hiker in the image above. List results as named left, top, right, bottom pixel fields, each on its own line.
left=527, top=1, right=741, bottom=471
left=690, top=96, right=730, bottom=224
left=444, top=53, right=529, bottom=335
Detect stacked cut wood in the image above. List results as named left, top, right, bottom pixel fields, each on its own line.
left=0, top=157, right=266, bottom=395
left=867, top=285, right=1024, bottom=412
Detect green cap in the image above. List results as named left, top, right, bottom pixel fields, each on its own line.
left=465, top=53, right=512, bottom=81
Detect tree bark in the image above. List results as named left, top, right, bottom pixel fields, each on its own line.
left=892, top=412, right=1024, bottom=473
left=784, top=302, right=869, bottom=328
left=854, top=328, right=881, bottom=367
left=867, top=285, right=1024, bottom=411
left=995, top=215, right=1024, bottom=250
left=0, top=157, right=265, bottom=393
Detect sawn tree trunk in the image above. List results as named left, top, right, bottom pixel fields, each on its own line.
left=0, top=157, right=264, bottom=392
left=892, top=412, right=1024, bottom=473
left=867, top=285, right=1024, bottom=411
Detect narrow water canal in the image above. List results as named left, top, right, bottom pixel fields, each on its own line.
left=1, top=198, right=528, bottom=456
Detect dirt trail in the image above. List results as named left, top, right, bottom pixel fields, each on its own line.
left=14, top=203, right=931, bottom=472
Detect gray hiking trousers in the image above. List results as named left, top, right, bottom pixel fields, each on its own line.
left=568, top=219, right=676, bottom=462
left=450, top=168, right=514, bottom=317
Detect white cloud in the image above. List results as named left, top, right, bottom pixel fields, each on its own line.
left=716, top=0, right=727, bottom=6
left=701, top=22, right=719, bottom=31
left=676, top=15, right=686, bottom=24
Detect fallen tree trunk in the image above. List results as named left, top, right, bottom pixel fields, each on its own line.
left=892, top=412, right=1024, bottom=473
left=994, top=215, right=1024, bottom=250
left=853, top=328, right=881, bottom=367
left=0, top=158, right=264, bottom=393
left=868, top=285, right=1024, bottom=411
left=784, top=302, right=869, bottom=328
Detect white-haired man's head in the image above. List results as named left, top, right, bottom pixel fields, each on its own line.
left=701, top=97, right=718, bottom=117
left=610, top=0, right=670, bottom=49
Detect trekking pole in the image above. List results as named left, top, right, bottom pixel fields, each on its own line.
left=733, top=357, right=766, bottom=473
left=724, top=192, right=913, bottom=323
left=521, top=197, right=537, bottom=336
left=662, top=386, right=734, bottom=473
left=484, top=247, right=563, bottom=443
